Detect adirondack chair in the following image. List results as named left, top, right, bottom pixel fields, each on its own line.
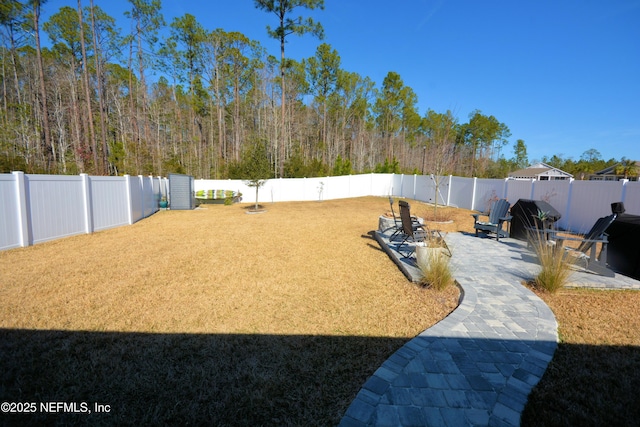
left=471, top=199, right=512, bottom=241
left=548, top=213, right=618, bottom=275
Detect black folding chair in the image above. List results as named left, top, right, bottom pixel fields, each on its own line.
left=397, top=200, right=451, bottom=258
left=388, top=197, right=419, bottom=241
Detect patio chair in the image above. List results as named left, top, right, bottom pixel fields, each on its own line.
left=397, top=200, right=451, bottom=258
left=547, top=213, right=618, bottom=275
left=388, top=197, right=420, bottom=240
left=471, top=199, right=512, bottom=241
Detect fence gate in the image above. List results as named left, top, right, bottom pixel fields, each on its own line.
left=168, top=174, right=195, bottom=210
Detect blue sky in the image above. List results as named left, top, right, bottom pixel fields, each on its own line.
left=43, top=0, right=640, bottom=163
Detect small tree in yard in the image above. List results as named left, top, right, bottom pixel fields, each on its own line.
left=421, top=109, right=457, bottom=219
left=229, top=140, right=273, bottom=210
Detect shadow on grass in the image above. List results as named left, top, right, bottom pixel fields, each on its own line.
left=0, top=329, right=406, bottom=426
left=2, top=329, right=639, bottom=426
left=362, top=230, right=386, bottom=253
left=521, top=342, right=640, bottom=427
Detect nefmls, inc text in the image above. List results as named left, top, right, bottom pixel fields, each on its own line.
left=40, top=402, right=111, bottom=413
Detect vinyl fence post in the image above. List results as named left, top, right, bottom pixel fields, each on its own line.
left=148, top=175, right=155, bottom=215
left=529, top=179, right=535, bottom=200
left=138, top=175, right=145, bottom=217
left=502, top=178, right=509, bottom=200
left=80, top=173, right=94, bottom=234
left=413, top=174, right=417, bottom=200
left=391, top=173, right=395, bottom=196
left=163, top=177, right=169, bottom=200
left=620, top=179, right=629, bottom=205
left=156, top=176, right=163, bottom=207
left=470, top=177, right=477, bottom=211
left=564, top=178, right=575, bottom=232
left=13, top=171, right=31, bottom=247
left=446, top=175, right=452, bottom=207
left=125, top=175, right=133, bottom=225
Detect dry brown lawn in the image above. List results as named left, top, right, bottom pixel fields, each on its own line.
left=2, top=196, right=639, bottom=426
left=521, top=289, right=640, bottom=426
left=1, top=197, right=462, bottom=336
left=0, top=197, right=462, bottom=425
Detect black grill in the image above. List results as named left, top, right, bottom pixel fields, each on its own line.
left=510, top=199, right=562, bottom=240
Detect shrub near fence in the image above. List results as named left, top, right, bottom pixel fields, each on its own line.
left=1, top=172, right=637, bottom=251
left=0, top=172, right=166, bottom=251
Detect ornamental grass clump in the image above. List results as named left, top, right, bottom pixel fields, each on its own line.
left=417, top=245, right=454, bottom=291
left=529, top=229, right=574, bottom=293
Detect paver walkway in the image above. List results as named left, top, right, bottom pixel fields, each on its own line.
left=340, top=232, right=640, bottom=427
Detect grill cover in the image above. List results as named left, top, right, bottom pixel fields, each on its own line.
left=510, top=199, right=562, bottom=240
left=606, top=213, right=640, bottom=280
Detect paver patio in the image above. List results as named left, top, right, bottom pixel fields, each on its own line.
left=340, top=231, right=640, bottom=426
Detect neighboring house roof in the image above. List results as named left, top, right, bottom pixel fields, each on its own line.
left=509, top=168, right=548, bottom=178
left=508, top=162, right=573, bottom=180
left=592, top=161, right=640, bottom=176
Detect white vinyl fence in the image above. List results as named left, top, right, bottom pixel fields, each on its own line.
left=0, top=172, right=167, bottom=251
left=196, top=174, right=394, bottom=204
left=2, top=172, right=638, bottom=251
left=197, top=173, right=639, bottom=234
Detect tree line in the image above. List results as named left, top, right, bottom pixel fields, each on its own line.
left=0, top=0, right=627, bottom=180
